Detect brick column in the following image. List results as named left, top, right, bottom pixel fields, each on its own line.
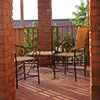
left=87, top=0, right=90, bottom=66
left=89, top=0, right=100, bottom=99
left=0, top=0, right=15, bottom=100
left=38, top=0, right=52, bottom=66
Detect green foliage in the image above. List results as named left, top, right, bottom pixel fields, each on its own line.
left=24, top=25, right=32, bottom=47
left=53, top=24, right=72, bottom=53
left=24, top=22, right=38, bottom=48
left=33, top=22, right=38, bottom=26
left=24, top=22, right=72, bottom=54
left=33, top=22, right=38, bottom=48
left=53, top=24, right=71, bottom=49
left=59, top=32, right=71, bottom=53
left=53, top=23, right=61, bottom=48
left=68, top=0, right=87, bottom=25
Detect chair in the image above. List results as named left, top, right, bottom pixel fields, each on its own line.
left=53, top=25, right=89, bottom=81
left=14, top=44, right=40, bottom=89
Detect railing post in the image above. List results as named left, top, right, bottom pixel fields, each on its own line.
left=20, top=0, right=24, bottom=28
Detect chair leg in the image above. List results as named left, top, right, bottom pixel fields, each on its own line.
left=37, top=59, right=40, bottom=84
left=63, top=57, right=66, bottom=75
left=72, top=57, right=73, bottom=64
left=74, top=50, right=77, bottom=81
left=48, top=55, right=53, bottom=71
left=15, top=61, right=18, bottom=89
left=23, top=62, right=26, bottom=80
left=53, top=56, right=56, bottom=79
left=27, top=62, right=33, bottom=75
left=54, top=65, right=56, bottom=79
left=67, top=57, right=68, bottom=70
left=80, top=56, right=82, bottom=66
left=64, top=68, right=66, bottom=75
left=84, top=65, right=86, bottom=76
left=84, top=48, right=86, bottom=76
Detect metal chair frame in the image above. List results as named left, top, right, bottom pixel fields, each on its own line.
left=53, top=26, right=89, bottom=81
left=14, top=44, right=40, bottom=89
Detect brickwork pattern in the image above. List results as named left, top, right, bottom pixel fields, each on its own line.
left=89, top=0, right=100, bottom=99
left=0, top=0, right=15, bottom=99
left=38, top=0, right=52, bottom=66
left=0, top=0, right=100, bottom=99
left=38, top=0, right=52, bottom=51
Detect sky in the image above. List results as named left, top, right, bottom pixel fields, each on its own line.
left=13, top=0, right=81, bottom=20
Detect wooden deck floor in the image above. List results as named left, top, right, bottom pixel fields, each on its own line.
left=16, top=66, right=90, bottom=100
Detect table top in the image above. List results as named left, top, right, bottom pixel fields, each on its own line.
left=28, top=51, right=55, bottom=56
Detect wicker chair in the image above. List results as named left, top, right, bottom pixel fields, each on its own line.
left=14, top=44, right=40, bottom=89
left=53, top=25, right=89, bottom=81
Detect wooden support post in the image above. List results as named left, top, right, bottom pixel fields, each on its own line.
left=20, top=0, right=24, bottom=28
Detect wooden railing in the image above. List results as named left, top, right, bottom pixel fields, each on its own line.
left=14, top=25, right=87, bottom=64
left=52, top=25, right=85, bottom=64
left=52, top=25, right=79, bottom=52
left=14, top=25, right=89, bottom=65
left=14, top=25, right=78, bottom=51
left=24, top=27, right=38, bottom=52
left=14, top=28, right=24, bottom=46
left=14, top=27, right=38, bottom=52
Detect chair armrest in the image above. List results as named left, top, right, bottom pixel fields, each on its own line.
left=14, top=44, right=40, bottom=57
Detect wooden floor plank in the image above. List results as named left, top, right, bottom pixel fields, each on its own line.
left=16, top=66, right=90, bottom=100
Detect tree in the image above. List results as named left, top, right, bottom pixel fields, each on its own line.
left=70, top=0, right=87, bottom=25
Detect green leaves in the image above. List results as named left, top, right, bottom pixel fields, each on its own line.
left=24, top=22, right=38, bottom=48
left=69, top=0, right=87, bottom=25
left=33, top=22, right=38, bottom=26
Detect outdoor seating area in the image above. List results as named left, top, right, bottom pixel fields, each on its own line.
left=16, top=66, right=90, bottom=100
left=1, top=0, right=100, bottom=99
left=14, top=44, right=41, bottom=89
left=14, top=26, right=90, bottom=100
left=53, top=26, right=89, bottom=81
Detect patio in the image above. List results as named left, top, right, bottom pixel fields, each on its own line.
left=0, top=0, right=100, bottom=100
left=16, top=66, right=90, bottom=100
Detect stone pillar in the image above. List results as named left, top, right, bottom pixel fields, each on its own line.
left=89, top=0, right=100, bottom=99
left=38, top=0, right=52, bottom=66
left=0, top=0, right=15, bottom=100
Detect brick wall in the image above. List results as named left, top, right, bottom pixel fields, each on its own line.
left=89, top=0, right=100, bottom=99
left=0, top=0, right=15, bottom=100
left=38, top=0, right=52, bottom=66
left=0, top=0, right=100, bottom=99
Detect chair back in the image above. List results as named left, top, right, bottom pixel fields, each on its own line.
left=14, top=44, right=26, bottom=57
left=75, top=26, right=89, bottom=50
left=14, top=44, right=40, bottom=57
left=61, top=40, right=74, bottom=52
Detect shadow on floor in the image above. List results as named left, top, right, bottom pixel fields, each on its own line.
left=16, top=66, right=90, bottom=100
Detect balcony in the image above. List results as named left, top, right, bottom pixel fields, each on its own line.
left=0, top=0, right=100, bottom=99
left=14, top=25, right=90, bottom=100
